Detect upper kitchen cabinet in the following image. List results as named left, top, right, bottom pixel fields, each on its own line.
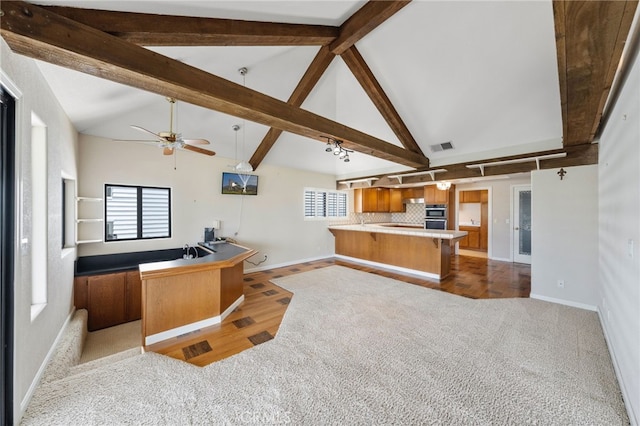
left=460, top=190, right=482, bottom=203
left=424, top=185, right=450, bottom=204
left=389, top=188, right=406, bottom=213
left=354, top=188, right=390, bottom=213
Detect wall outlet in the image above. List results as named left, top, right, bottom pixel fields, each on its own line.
left=557, top=279, right=565, bottom=288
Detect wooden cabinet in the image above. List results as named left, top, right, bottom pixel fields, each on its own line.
left=389, top=188, right=405, bottom=213
left=424, top=185, right=449, bottom=204
left=354, top=188, right=390, bottom=213
left=459, top=226, right=481, bottom=249
left=402, top=187, right=424, bottom=200
left=88, top=273, right=126, bottom=331
left=460, top=190, right=481, bottom=203
left=125, top=270, right=142, bottom=322
left=75, top=270, right=142, bottom=331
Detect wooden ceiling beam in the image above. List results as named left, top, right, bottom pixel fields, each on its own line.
left=0, top=1, right=429, bottom=168
left=553, top=0, right=638, bottom=146
left=330, top=1, right=411, bottom=55
left=249, top=46, right=335, bottom=169
left=40, top=6, right=340, bottom=46
left=250, top=1, right=418, bottom=169
left=341, top=46, right=425, bottom=156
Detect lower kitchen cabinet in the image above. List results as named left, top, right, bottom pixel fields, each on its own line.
left=125, top=271, right=142, bottom=322
left=75, top=270, right=142, bottom=331
left=459, top=226, right=481, bottom=250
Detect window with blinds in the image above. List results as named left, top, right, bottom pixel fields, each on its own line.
left=304, top=188, right=348, bottom=219
left=105, top=184, right=171, bottom=241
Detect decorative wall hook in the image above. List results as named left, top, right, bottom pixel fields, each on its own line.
left=557, top=168, right=566, bottom=180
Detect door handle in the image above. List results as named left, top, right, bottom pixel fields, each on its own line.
left=515, top=227, right=519, bottom=230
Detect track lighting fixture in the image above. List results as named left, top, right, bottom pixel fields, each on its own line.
left=322, top=136, right=353, bottom=163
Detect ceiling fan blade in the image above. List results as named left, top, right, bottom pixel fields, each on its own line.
left=163, top=147, right=174, bottom=155
left=131, top=125, right=164, bottom=140
left=183, top=144, right=215, bottom=156
left=183, top=138, right=210, bottom=145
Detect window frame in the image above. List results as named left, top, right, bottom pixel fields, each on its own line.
left=303, top=188, right=348, bottom=220
left=104, top=184, right=172, bottom=242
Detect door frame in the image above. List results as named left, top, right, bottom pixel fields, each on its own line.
left=455, top=186, right=492, bottom=258
left=1, top=81, right=17, bottom=426
left=511, top=184, right=532, bottom=264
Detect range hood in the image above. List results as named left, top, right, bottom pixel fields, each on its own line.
left=402, top=198, right=425, bottom=204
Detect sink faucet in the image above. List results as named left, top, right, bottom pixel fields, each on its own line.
left=183, top=244, right=194, bottom=259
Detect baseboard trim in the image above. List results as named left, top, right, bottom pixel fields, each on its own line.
left=334, top=255, right=440, bottom=280
left=244, top=255, right=331, bottom=273
left=144, top=295, right=244, bottom=346
left=597, top=308, right=637, bottom=426
left=529, top=293, right=597, bottom=312
left=489, top=256, right=512, bottom=262
left=20, top=308, right=76, bottom=415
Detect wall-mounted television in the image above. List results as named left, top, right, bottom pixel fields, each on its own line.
left=221, top=172, right=258, bottom=196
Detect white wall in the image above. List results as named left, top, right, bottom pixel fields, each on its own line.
left=77, top=134, right=341, bottom=268
left=1, top=39, right=79, bottom=422
left=530, top=165, right=599, bottom=310
left=455, top=175, right=530, bottom=261
left=598, top=38, right=640, bottom=424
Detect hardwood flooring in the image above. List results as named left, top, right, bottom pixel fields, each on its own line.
left=146, top=255, right=530, bottom=366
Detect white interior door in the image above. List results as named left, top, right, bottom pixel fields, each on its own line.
left=513, top=186, right=532, bottom=264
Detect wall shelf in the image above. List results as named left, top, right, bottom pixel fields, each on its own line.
left=76, top=196, right=103, bottom=244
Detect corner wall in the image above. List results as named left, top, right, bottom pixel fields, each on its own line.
left=77, top=134, right=340, bottom=268
left=1, top=40, right=79, bottom=422
left=530, top=165, right=599, bottom=310
left=597, top=35, right=640, bottom=424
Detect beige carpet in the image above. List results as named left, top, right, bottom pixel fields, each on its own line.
left=22, top=266, right=628, bottom=425
left=79, top=320, right=141, bottom=364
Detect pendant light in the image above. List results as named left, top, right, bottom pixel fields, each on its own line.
left=235, top=67, right=254, bottom=173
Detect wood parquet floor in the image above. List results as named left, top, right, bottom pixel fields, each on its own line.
left=146, top=255, right=530, bottom=366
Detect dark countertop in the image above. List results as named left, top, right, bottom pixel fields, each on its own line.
left=75, top=245, right=211, bottom=276
left=138, top=242, right=249, bottom=273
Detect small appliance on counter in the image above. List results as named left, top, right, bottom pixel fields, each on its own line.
left=204, top=220, right=221, bottom=243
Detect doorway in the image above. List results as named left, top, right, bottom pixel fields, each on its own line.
left=457, top=189, right=489, bottom=258
left=512, top=185, right=532, bottom=264
left=1, top=86, right=16, bottom=424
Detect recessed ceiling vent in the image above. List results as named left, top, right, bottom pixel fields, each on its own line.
left=430, top=141, right=454, bottom=152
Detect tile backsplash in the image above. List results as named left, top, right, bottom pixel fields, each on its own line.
left=392, top=203, right=424, bottom=224
left=330, top=203, right=424, bottom=226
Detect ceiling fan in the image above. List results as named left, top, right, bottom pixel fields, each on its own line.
left=128, top=97, right=215, bottom=156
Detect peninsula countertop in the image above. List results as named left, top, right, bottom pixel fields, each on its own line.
left=328, top=223, right=467, bottom=240
left=138, top=242, right=256, bottom=278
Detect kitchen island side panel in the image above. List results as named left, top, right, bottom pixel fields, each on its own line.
left=331, top=229, right=445, bottom=276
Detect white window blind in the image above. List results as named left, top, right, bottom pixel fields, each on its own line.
left=105, top=185, right=171, bottom=241
left=142, top=187, right=170, bottom=238
left=304, top=188, right=347, bottom=219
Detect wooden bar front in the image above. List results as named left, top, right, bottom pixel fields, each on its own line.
left=330, top=228, right=452, bottom=279
left=139, top=243, right=255, bottom=347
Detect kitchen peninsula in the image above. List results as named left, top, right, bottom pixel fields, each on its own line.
left=139, top=242, right=256, bottom=347
left=328, top=224, right=467, bottom=280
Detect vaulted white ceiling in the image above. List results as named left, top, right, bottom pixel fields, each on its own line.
left=32, top=0, right=563, bottom=180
